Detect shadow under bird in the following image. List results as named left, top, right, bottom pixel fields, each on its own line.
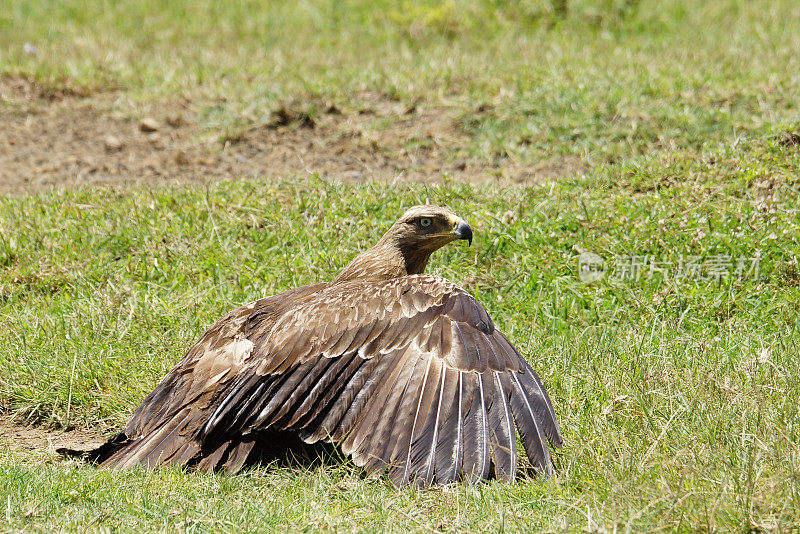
left=75, top=205, right=562, bottom=485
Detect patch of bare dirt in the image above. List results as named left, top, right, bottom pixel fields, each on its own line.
left=0, top=76, right=585, bottom=193
left=0, top=414, right=105, bottom=456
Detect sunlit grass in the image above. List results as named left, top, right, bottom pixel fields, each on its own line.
left=1, top=162, right=799, bottom=530
left=3, top=1, right=800, bottom=171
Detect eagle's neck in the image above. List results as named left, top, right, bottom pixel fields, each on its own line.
left=332, top=237, right=430, bottom=283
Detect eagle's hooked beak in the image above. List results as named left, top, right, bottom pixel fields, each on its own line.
left=452, top=219, right=473, bottom=247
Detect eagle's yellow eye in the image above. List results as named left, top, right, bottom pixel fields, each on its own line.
left=419, top=218, right=432, bottom=227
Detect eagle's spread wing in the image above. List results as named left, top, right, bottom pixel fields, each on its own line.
left=93, top=275, right=561, bottom=485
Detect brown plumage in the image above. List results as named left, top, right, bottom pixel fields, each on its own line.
left=79, top=205, right=562, bottom=485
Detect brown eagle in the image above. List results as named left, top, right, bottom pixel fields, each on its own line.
left=82, top=205, right=562, bottom=485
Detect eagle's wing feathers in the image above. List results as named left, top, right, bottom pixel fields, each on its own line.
left=195, top=274, right=561, bottom=485
left=91, top=284, right=326, bottom=468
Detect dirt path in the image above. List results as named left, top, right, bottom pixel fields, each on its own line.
left=0, top=76, right=583, bottom=194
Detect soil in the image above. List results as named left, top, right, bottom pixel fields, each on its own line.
left=0, top=76, right=585, bottom=194
left=0, top=414, right=106, bottom=456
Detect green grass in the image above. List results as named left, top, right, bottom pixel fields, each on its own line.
left=3, top=0, right=800, bottom=170
left=1, top=160, right=800, bottom=531
left=3, top=0, right=800, bottom=531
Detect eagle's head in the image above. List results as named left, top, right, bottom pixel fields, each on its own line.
left=390, top=205, right=473, bottom=251
left=333, top=205, right=473, bottom=283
